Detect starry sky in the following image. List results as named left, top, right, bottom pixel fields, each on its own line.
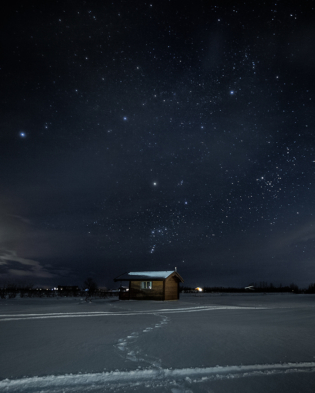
left=1, top=0, right=315, bottom=289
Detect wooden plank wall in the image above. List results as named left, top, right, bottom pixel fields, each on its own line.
left=129, top=280, right=164, bottom=300
left=164, top=276, right=179, bottom=300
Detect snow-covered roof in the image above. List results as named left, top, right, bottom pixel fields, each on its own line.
left=114, top=270, right=184, bottom=282
left=129, top=271, right=174, bottom=278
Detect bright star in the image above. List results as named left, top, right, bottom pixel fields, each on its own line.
left=19, top=132, right=26, bottom=138
left=230, top=90, right=234, bottom=95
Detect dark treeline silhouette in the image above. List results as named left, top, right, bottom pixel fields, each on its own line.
left=181, top=282, right=315, bottom=294
left=0, top=282, right=118, bottom=299
left=305, top=283, right=315, bottom=294
left=2, top=282, right=315, bottom=299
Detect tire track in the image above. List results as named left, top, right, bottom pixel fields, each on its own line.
left=0, top=306, right=267, bottom=321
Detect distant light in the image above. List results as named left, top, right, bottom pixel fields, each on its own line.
left=153, top=182, right=157, bottom=186
left=19, top=132, right=26, bottom=138
left=195, top=287, right=203, bottom=292
left=123, top=117, right=127, bottom=121
left=230, top=91, right=234, bottom=95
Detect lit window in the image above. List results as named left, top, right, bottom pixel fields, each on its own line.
left=141, top=281, right=152, bottom=289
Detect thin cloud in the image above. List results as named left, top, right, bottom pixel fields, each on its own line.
left=0, top=249, right=55, bottom=279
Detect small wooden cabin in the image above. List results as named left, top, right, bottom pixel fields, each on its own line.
left=114, top=270, right=184, bottom=301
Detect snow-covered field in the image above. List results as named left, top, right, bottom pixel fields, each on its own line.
left=1, top=293, right=315, bottom=392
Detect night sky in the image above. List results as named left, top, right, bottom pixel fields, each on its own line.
left=1, top=1, right=315, bottom=289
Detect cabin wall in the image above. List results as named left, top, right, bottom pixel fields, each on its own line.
left=164, top=276, right=179, bottom=300
left=129, top=280, right=164, bottom=300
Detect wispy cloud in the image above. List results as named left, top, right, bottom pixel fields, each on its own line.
left=0, top=249, right=56, bottom=279
left=271, top=220, right=315, bottom=250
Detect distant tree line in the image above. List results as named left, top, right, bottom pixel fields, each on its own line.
left=180, top=282, right=315, bottom=294
left=0, top=278, right=118, bottom=300
left=2, top=281, right=315, bottom=300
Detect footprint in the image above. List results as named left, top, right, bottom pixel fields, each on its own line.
left=117, top=341, right=127, bottom=351
left=115, top=315, right=170, bottom=368
left=126, top=351, right=138, bottom=361
left=150, top=360, right=161, bottom=368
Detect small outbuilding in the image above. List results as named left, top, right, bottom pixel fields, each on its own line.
left=114, top=270, right=184, bottom=301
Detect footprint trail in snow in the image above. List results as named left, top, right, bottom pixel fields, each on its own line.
left=114, top=314, right=169, bottom=368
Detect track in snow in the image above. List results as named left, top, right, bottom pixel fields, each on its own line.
left=0, top=305, right=267, bottom=321
left=1, top=362, right=315, bottom=392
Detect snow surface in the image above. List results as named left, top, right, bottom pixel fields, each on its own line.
left=1, top=293, right=315, bottom=392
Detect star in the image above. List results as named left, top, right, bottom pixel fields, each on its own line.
left=19, top=132, right=26, bottom=138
